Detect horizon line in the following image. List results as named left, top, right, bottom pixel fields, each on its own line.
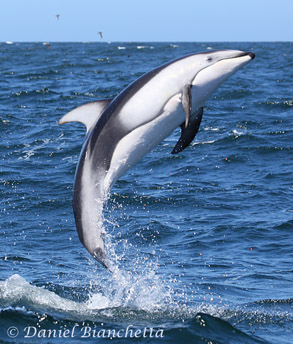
left=1, top=40, right=293, bottom=44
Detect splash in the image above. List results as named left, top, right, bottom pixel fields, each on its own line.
left=87, top=261, right=173, bottom=313
left=0, top=264, right=178, bottom=322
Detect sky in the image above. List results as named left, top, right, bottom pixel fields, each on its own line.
left=0, top=0, right=292, bottom=42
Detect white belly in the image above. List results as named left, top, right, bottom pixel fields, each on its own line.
left=103, top=94, right=185, bottom=192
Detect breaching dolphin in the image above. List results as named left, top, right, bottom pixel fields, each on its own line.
left=59, top=50, right=255, bottom=268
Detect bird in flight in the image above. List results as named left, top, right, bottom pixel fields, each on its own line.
left=56, top=14, right=60, bottom=21
left=98, top=31, right=103, bottom=39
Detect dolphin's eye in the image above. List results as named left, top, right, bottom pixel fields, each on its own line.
left=206, top=56, right=213, bottom=62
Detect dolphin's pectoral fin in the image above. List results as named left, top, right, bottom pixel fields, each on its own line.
left=58, top=99, right=113, bottom=135
left=182, top=84, right=192, bottom=128
left=171, top=107, right=203, bottom=154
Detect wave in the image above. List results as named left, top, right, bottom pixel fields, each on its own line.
left=0, top=272, right=176, bottom=322
left=0, top=310, right=270, bottom=344
left=1, top=275, right=291, bottom=343
left=255, top=99, right=293, bottom=109
left=10, top=88, right=58, bottom=99
left=0, top=271, right=265, bottom=344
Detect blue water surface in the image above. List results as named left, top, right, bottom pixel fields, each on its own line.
left=0, top=42, right=292, bottom=344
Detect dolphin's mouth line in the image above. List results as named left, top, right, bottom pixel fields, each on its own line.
left=234, top=51, right=255, bottom=60
left=218, top=52, right=255, bottom=63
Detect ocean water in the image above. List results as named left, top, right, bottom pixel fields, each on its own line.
left=0, top=41, right=292, bottom=343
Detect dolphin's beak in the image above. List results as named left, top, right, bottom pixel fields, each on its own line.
left=248, top=52, right=255, bottom=59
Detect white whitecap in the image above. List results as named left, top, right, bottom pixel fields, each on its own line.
left=0, top=275, right=81, bottom=314
left=232, top=129, right=245, bottom=136
left=204, top=127, right=220, bottom=131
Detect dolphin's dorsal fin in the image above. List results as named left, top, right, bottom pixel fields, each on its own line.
left=58, top=99, right=113, bottom=134
left=182, top=84, right=192, bottom=128
left=171, top=107, right=203, bottom=154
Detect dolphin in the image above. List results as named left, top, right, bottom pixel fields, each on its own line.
left=59, top=50, right=255, bottom=268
